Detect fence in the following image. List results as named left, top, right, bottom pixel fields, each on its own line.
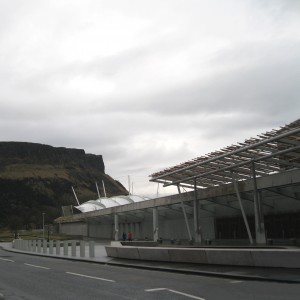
left=12, top=239, right=95, bottom=258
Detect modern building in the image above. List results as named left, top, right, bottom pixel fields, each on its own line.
left=55, top=119, right=300, bottom=245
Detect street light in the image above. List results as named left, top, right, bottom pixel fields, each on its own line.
left=42, top=213, right=45, bottom=240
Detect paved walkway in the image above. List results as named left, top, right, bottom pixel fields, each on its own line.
left=1, top=242, right=300, bottom=283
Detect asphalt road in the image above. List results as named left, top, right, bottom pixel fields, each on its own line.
left=0, top=248, right=300, bottom=300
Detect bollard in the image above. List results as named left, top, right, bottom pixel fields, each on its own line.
left=56, top=241, right=60, bottom=255
left=25, top=240, right=30, bottom=251
left=80, top=241, right=85, bottom=258
left=28, top=240, right=32, bottom=252
left=63, top=241, right=68, bottom=256
left=37, top=240, right=42, bottom=253
left=43, top=240, right=47, bottom=254
left=71, top=241, right=76, bottom=257
left=18, top=240, right=22, bottom=250
left=49, top=240, right=54, bottom=254
left=32, top=240, right=37, bottom=252
left=89, top=241, right=95, bottom=258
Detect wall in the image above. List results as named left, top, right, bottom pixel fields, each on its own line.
left=60, top=222, right=88, bottom=236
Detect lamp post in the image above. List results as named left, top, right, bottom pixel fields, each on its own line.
left=42, top=213, right=45, bottom=240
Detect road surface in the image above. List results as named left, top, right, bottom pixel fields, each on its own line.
left=0, top=248, right=299, bottom=299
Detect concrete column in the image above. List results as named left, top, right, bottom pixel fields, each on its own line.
left=114, top=214, right=119, bottom=241
left=194, top=180, right=202, bottom=243
left=153, top=208, right=159, bottom=242
left=135, top=223, right=140, bottom=240
left=232, top=172, right=254, bottom=245
left=130, top=223, right=135, bottom=240
left=80, top=241, right=85, bottom=257
left=251, top=162, right=266, bottom=244
left=177, top=185, right=192, bottom=241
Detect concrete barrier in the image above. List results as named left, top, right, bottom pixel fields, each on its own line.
left=105, top=245, right=300, bottom=268
left=105, top=245, right=119, bottom=258
left=169, top=248, right=208, bottom=264
left=251, top=249, right=300, bottom=268
left=206, top=249, right=254, bottom=266
left=138, top=247, right=170, bottom=262
left=117, top=246, right=140, bottom=260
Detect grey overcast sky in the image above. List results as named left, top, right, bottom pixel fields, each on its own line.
left=0, top=0, right=299, bottom=196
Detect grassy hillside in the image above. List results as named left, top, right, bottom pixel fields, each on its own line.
left=0, top=142, right=128, bottom=230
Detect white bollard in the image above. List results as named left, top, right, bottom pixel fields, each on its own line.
left=49, top=240, right=54, bottom=254
left=28, top=240, right=32, bottom=252
left=56, top=241, right=60, bottom=255
left=32, top=240, right=37, bottom=252
left=37, top=240, right=41, bottom=253
left=80, top=241, right=85, bottom=258
left=63, top=241, right=68, bottom=256
left=43, top=240, right=47, bottom=254
left=26, top=240, right=30, bottom=251
left=89, top=241, right=95, bottom=258
left=71, top=241, right=76, bottom=257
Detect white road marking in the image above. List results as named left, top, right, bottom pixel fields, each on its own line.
left=66, top=272, right=115, bottom=282
left=0, top=258, right=14, bottom=263
left=230, top=280, right=243, bottom=284
left=24, top=263, right=50, bottom=270
left=145, top=288, right=206, bottom=300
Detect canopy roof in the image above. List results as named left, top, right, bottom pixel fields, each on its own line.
left=150, top=119, right=300, bottom=189
left=75, top=194, right=151, bottom=213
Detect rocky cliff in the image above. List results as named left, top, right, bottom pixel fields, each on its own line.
left=0, top=142, right=127, bottom=229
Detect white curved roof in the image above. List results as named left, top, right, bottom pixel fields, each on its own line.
left=75, top=194, right=151, bottom=213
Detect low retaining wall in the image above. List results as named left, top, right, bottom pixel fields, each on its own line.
left=105, top=245, right=300, bottom=268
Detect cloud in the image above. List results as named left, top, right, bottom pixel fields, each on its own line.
left=0, top=0, right=299, bottom=196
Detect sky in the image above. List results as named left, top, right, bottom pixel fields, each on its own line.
left=0, top=0, right=299, bottom=197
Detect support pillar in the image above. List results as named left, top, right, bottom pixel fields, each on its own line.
left=114, top=214, right=119, bottom=241
left=135, top=223, right=140, bottom=240
left=251, top=162, right=266, bottom=244
left=194, top=179, right=202, bottom=243
left=153, top=208, right=159, bottom=242
left=232, top=172, right=254, bottom=245
left=177, top=185, right=192, bottom=241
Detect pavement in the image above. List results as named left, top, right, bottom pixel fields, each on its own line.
left=1, top=241, right=300, bottom=284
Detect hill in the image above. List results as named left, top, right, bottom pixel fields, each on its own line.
left=0, top=142, right=127, bottom=229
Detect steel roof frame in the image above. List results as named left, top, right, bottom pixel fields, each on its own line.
left=150, top=119, right=300, bottom=189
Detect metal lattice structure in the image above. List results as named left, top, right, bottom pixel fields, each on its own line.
left=150, top=119, right=300, bottom=189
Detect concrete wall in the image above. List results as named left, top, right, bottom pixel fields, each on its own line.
left=58, top=215, right=217, bottom=241
left=88, top=223, right=113, bottom=239
left=60, top=222, right=88, bottom=236
left=105, top=245, right=300, bottom=268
